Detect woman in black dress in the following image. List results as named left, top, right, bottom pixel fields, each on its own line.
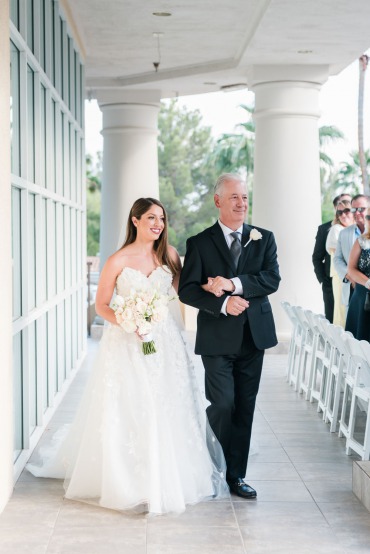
left=346, top=208, right=370, bottom=341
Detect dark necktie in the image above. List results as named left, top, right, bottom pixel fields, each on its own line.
left=230, top=232, right=241, bottom=268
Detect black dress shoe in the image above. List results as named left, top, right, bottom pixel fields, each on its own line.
left=228, top=478, right=257, bottom=499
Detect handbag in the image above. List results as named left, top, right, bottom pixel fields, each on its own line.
left=365, top=291, right=370, bottom=312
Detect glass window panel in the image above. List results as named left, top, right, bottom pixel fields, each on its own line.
left=61, top=20, right=69, bottom=104
left=27, top=0, right=34, bottom=53
left=48, top=0, right=54, bottom=83
left=64, top=297, right=71, bottom=377
left=40, top=197, right=47, bottom=303
left=10, top=41, right=20, bottom=176
left=10, top=0, right=19, bottom=29
left=40, top=0, right=45, bottom=70
left=13, top=332, right=23, bottom=461
left=60, top=111, right=65, bottom=194
left=56, top=203, right=64, bottom=293
left=71, top=208, right=76, bottom=283
left=54, top=106, right=62, bottom=194
left=27, top=65, right=35, bottom=182
left=40, top=85, right=46, bottom=187
left=47, top=201, right=56, bottom=298
left=47, top=308, right=57, bottom=397
left=68, top=38, right=74, bottom=112
left=70, top=124, right=75, bottom=202
left=48, top=99, right=56, bottom=192
left=28, top=322, right=37, bottom=431
left=71, top=292, right=77, bottom=367
left=56, top=303, right=65, bottom=387
left=38, top=315, right=48, bottom=411
left=11, top=187, right=22, bottom=319
left=28, top=193, right=36, bottom=310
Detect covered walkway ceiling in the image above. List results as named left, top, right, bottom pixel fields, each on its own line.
left=64, top=0, right=370, bottom=98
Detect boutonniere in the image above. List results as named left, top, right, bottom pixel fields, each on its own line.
left=244, top=228, right=262, bottom=248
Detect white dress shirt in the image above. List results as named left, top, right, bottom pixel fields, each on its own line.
left=217, top=220, right=244, bottom=315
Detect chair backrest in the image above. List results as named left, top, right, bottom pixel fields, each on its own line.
left=304, top=309, right=325, bottom=335
left=360, top=340, right=370, bottom=366
left=281, top=301, right=297, bottom=327
left=291, top=305, right=310, bottom=330
left=343, top=335, right=370, bottom=386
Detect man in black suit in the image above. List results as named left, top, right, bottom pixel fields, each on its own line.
left=312, top=221, right=334, bottom=322
left=312, top=193, right=351, bottom=323
left=179, top=173, right=280, bottom=500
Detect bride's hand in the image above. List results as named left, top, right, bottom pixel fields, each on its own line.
left=201, top=278, right=225, bottom=297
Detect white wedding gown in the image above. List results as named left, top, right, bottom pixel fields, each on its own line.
left=27, top=266, right=228, bottom=515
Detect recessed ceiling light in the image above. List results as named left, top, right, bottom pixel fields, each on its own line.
left=153, top=12, right=172, bottom=17
left=298, top=50, right=313, bottom=54
left=153, top=32, right=164, bottom=38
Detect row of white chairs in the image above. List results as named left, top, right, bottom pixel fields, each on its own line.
left=281, top=301, right=370, bottom=460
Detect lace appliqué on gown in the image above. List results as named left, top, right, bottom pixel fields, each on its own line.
left=27, top=266, right=228, bottom=515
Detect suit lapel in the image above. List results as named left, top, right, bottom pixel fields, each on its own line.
left=237, top=224, right=253, bottom=272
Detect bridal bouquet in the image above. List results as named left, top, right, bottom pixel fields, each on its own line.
left=112, top=288, right=169, bottom=355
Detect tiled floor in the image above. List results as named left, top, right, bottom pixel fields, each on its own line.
left=1, top=335, right=370, bottom=554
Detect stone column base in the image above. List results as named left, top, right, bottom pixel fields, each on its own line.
left=353, top=461, right=370, bottom=511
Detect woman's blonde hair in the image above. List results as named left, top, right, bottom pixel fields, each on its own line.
left=120, top=198, right=178, bottom=275
left=333, top=199, right=351, bottom=225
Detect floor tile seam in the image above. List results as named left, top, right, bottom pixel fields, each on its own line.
left=44, top=505, right=62, bottom=554
left=229, top=497, right=248, bottom=554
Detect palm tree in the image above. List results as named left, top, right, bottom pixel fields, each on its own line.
left=358, top=54, right=369, bottom=194
left=318, top=125, right=345, bottom=185
left=336, top=149, right=370, bottom=194
left=212, top=104, right=255, bottom=176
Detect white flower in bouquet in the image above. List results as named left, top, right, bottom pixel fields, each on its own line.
left=112, top=287, right=170, bottom=355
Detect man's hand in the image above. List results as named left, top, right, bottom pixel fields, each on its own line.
left=201, top=279, right=225, bottom=296
left=226, top=296, right=249, bottom=316
left=206, top=276, right=235, bottom=297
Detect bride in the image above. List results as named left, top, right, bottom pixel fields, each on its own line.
left=27, top=197, right=228, bottom=515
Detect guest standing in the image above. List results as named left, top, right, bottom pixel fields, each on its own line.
left=346, top=207, right=370, bottom=341
left=326, top=198, right=354, bottom=326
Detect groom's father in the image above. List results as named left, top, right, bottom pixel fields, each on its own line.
left=179, top=173, right=280, bottom=499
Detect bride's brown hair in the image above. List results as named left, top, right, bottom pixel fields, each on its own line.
left=121, top=198, right=178, bottom=275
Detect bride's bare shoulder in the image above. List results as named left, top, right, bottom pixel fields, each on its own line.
left=168, top=245, right=181, bottom=267
left=104, top=248, right=130, bottom=274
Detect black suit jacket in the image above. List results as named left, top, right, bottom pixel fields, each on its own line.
left=179, top=222, right=281, bottom=355
left=312, top=221, right=332, bottom=284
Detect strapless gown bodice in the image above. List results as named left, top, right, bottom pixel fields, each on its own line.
left=115, top=266, right=173, bottom=297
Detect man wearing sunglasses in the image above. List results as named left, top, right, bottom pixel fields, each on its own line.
left=312, top=193, right=351, bottom=322
left=334, top=194, right=370, bottom=310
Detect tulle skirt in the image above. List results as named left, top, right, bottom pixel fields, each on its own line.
left=27, top=317, right=228, bottom=515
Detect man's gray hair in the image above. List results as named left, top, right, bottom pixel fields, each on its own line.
left=214, top=173, right=245, bottom=195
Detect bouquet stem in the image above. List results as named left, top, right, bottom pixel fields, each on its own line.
left=141, top=333, right=156, bottom=355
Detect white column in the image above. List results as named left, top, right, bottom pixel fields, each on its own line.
left=96, top=91, right=160, bottom=267
left=0, top=0, right=14, bottom=513
left=249, top=65, right=329, bottom=340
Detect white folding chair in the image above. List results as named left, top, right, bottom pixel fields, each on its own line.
left=340, top=335, right=370, bottom=460
left=300, top=309, right=326, bottom=400
left=281, top=302, right=304, bottom=389
left=323, top=325, right=351, bottom=432
left=309, top=316, right=331, bottom=409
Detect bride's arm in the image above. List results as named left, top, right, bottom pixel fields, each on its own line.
left=95, top=255, right=122, bottom=325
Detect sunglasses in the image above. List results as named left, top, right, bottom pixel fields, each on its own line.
left=336, top=208, right=351, bottom=216
left=350, top=207, right=367, bottom=213
left=366, top=215, right=370, bottom=221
